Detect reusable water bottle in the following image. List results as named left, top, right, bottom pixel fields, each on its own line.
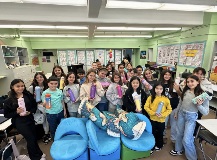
left=124, top=68, right=128, bottom=73
left=134, top=95, right=142, bottom=112
left=173, top=77, right=181, bottom=92
left=18, top=98, right=26, bottom=116
left=141, top=79, right=152, bottom=90
left=35, top=86, right=41, bottom=102
left=116, top=85, right=123, bottom=97
left=68, top=88, right=76, bottom=102
left=45, top=93, right=51, bottom=109
left=59, top=76, right=65, bottom=90
left=156, top=101, right=164, bottom=114
left=90, top=84, right=96, bottom=99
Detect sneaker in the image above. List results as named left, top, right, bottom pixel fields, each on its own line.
left=170, top=150, right=183, bottom=156
left=150, top=150, right=154, bottom=155
left=41, top=153, right=46, bottom=158
left=42, top=136, right=49, bottom=144
left=155, top=146, right=162, bottom=151
left=46, top=134, right=52, bottom=142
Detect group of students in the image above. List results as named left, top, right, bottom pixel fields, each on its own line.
left=3, top=57, right=213, bottom=160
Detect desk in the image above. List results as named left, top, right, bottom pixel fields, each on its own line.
left=0, top=114, right=12, bottom=143
left=197, top=119, right=217, bottom=136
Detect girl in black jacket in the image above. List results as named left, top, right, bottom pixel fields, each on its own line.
left=4, top=79, right=45, bottom=160
left=123, top=76, right=147, bottom=115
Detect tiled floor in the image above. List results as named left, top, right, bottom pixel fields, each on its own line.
left=15, top=109, right=216, bottom=160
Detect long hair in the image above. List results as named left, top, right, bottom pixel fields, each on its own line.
left=84, top=69, right=97, bottom=84
left=52, top=65, right=66, bottom=78
left=151, top=81, right=166, bottom=103
left=31, top=72, right=48, bottom=93
left=181, top=75, right=203, bottom=101
left=128, top=76, right=142, bottom=95
left=143, top=68, right=154, bottom=81
left=9, top=79, right=30, bottom=109
left=111, top=72, right=123, bottom=86
left=159, top=70, right=174, bottom=96
left=65, top=72, right=79, bottom=85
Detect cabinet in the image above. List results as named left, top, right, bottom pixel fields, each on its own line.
left=1, top=45, right=29, bottom=67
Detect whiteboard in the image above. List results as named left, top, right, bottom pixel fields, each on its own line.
left=157, top=45, right=180, bottom=65
left=178, top=41, right=205, bottom=67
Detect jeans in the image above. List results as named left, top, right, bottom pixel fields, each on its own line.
left=96, top=103, right=108, bottom=112
left=46, top=110, right=64, bottom=139
left=175, top=110, right=198, bottom=160
left=170, top=109, right=178, bottom=141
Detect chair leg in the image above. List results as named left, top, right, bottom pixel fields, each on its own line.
left=215, top=148, right=217, bottom=160
left=199, top=140, right=207, bottom=160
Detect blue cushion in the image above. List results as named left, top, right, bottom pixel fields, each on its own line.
left=121, top=131, right=155, bottom=151
left=51, top=135, right=88, bottom=160
left=86, top=120, right=120, bottom=156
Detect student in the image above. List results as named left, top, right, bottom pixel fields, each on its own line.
left=170, top=75, right=209, bottom=160
left=91, top=62, right=98, bottom=71
left=80, top=69, right=105, bottom=109
left=123, top=76, right=147, bottom=113
left=96, top=68, right=111, bottom=112
left=29, top=72, right=51, bottom=144
left=106, top=72, right=125, bottom=113
left=159, top=70, right=181, bottom=142
left=96, top=59, right=102, bottom=70
left=4, top=79, right=45, bottom=160
left=77, top=68, right=86, bottom=85
left=106, top=63, right=114, bottom=78
left=144, top=82, right=172, bottom=154
left=126, top=62, right=133, bottom=71
left=41, top=76, right=67, bottom=139
left=51, top=65, right=66, bottom=89
left=118, top=63, right=128, bottom=84
left=63, top=72, right=80, bottom=117
left=143, top=68, right=157, bottom=88
left=136, top=65, right=143, bottom=79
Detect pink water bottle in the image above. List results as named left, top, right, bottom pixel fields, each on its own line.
left=90, top=84, right=96, bottom=99
left=116, top=85, right=123, bottom=98
left=141, top=79, right=152, bottom=90
left=68, top=88, right=76, bottom=102
left=18, top=98, right=26, bottom=116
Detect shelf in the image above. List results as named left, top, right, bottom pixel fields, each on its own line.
left=4, top=56, right=15, bottom=58
left=0, top=76, right=6, bottom=79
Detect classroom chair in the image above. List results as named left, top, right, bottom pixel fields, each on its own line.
left=86, top=120, right=121, bottom=160
left=50, top=118, right=89, bottom=160
left=121, top=113, right=155, bottom=160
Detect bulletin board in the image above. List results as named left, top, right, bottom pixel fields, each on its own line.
left=95, top=49, right=105, bottom=65
left=115, top=50, right=122, bottom=64
left=77, top=50, right=85, bottom=64
left=106, top=49, right=114, bottom=62
left=57, top=50, right=76, bottom=67
left=157, top=44, right=180, bottom=65
left=178, top=41, right=206, bottom=67
left=86, top=50, right=95, bottom=65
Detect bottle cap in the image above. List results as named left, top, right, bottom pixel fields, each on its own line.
left=45, top=93, right=51, bottom=97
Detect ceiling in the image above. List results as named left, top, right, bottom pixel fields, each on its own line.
left=0, top=0, right=216, bottom=39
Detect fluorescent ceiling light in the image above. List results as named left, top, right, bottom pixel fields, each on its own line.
left=206, top=6, right=217, bottom=12
left=158, top=3, right=212, bottom=11
left=0, top=0, right=87, bottom=6
left=95, top=35, right=152, bottom=38
left=106, top=0, right=162, bottom=9
left=0, top=25, right=87, bottom=29
left=154, top=28, right=181, bottom=31
left=97, top=27, right=181, bottom=31
left=20, top=34, right=88, bottom=37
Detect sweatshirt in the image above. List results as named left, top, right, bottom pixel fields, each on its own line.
left=176, top=90, right=209, bottom=115
left=97, top=77, right=111, bottom=103
left=80, top=81, right=105, bottom=106
left=144, top=95, right=172, bottom=123
left=63, top=84, right=80, bottom=112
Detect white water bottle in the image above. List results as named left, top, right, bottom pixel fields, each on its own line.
left=173, top=77, right=181, bottom=92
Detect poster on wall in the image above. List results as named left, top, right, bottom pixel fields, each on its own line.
left=86, top=50, right=95, bottom=65
left=57, top=50, right=67, bottom=67
left=95, top=49, right=105, bottom=65
left=106, top=49, right=114, bottom=63
left=67, top=50, right=76, bottom=66
left=77, top=50, right=85, bottom=64
left=157, top=44, right=180, bottom=65
left=31, top=54, right=39, bottom=66
left=115, top=50, right=122, bottom=64
left=178, top=41, right=206, bottom=67
left=140, top=51, right=146, bottom=59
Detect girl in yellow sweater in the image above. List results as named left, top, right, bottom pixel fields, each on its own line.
left=144, top=81, right=172, bottom=155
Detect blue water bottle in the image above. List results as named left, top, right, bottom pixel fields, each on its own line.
left=156, top=101, right=164, bottom=114
left=35, top=86, right=41, bottom=102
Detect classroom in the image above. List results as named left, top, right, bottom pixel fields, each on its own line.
left=0, top=0, right=217, bottom=160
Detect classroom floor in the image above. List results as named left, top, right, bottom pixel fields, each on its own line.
left=15, top=110, right=216, bottom=160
